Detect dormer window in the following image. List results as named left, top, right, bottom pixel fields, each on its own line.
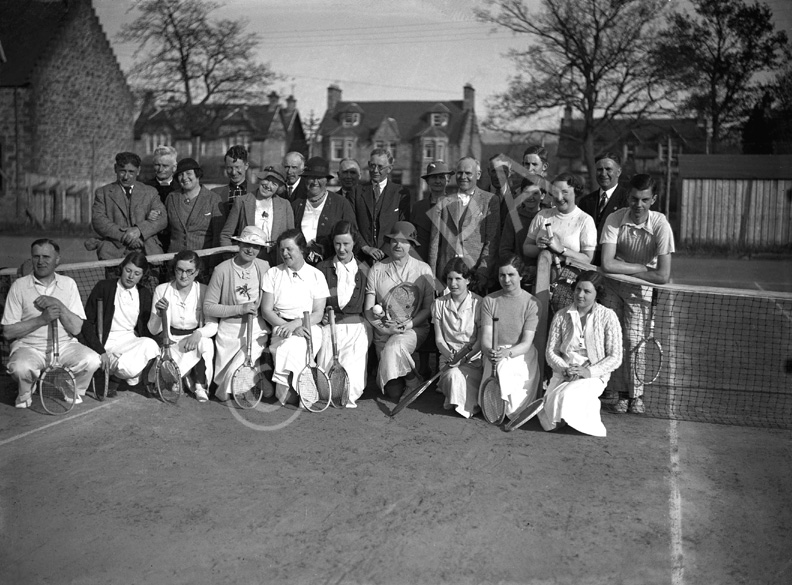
left=430, top=113, right=448, bottom=127
left=342, top=113, right=360, bottom=127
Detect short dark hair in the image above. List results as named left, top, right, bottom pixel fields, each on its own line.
left=574, top=270, right=606, bottom=299
left=121, top=251, right=148, bottom=272
left=31, top=238, right=60, bottom=253
left=595, top=151, right=622, bottom=166
left=172, top=249, right=202, bottom=273
left=177, top=167, right=204, bottom=180
left=442, top=257, right=474, bottom=282
left=552, top=172, right=585, bottom=199
left=115, top=152, right=141, bottom=168
left=330, top=220, right=359, bottom=244
left=225, top=145, right=249, bottom=163
left=523, top=145, right=548, bottom=164
left=369, top=148, right=394, bottom=165
left=497, top=253, right=526, bottom=274
left=630, top=173, right=656, bottom=193
left=277, top=228, right=308, bottom=258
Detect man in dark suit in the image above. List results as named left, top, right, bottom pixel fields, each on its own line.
left=337, top=158, right=362, bottom=204
left=91, top=152, right=168, bottom=260
left=212, top=145, right=250, bottom=216
left=144, top=145, right=178, bottom=250
left=577, top=151, right=630, bottom=263
left=283, top=151, right=307, bottom=203
left=292, top=157, right=357, bottom=264
left=350, top=148, right=410, bottom=263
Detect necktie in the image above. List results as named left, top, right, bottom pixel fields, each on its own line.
left=288, top=186, right=294, bottom=200
left=373, top=182, right=381, bottom=200
left=597, top=191, right=608, bottom=217
left=123, top=186, right=132, bottom=199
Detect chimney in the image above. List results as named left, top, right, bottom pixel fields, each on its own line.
left=267, top=91, right=279, bottom=112
left=286, top=95, right=296, bottom=112
left=463, top=83, right=475, bottom=111
left=327, top=84, right=342, bottom=111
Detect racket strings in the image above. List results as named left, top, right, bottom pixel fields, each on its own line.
left=156, top=359, right=181, bottom=403
left=481, top=381, right=505, bottom=423
left=39, top=369, right=77, bottom=414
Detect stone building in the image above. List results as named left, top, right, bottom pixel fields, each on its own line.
left=315, top=84, right=482, bottom=192
left=0, top=0, right=134, bottom=224
left=134, top=92, right=307, bottom=186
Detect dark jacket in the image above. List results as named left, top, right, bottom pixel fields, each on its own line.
left=292, top=192, right=357, bottom=263
left=80, top=279, right=154, bottom=354
left=315, top=258, right=368, bottom=317
left=219, top=192, right=295, bottom=265
left=284, top=179, right=308, bottom=204
left=578, top=183, right=631, bottom=238
left=350, top=181, right=411, bottom=254
left=165, top=186, right=225, bottom=253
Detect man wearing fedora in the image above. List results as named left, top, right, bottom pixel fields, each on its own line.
left=412, top=160, right=454, bottom=263
left=91, top=152, right=168, bottom=260
left=283, top=152, right=308, bottom=203
left=220, top=164, right=295, bottom=266
left=429, top=157, right=500, bottom=293
left=350, top=148, right=411, bottom=264
left=292, top=157, right=357, bottom=265
left=213, top=145, right=250, bottom=217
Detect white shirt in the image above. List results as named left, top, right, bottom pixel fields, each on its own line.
left=149, top=281, right=218, bottom=338
left=301, top=193, right=328, bottom=244
left=255, top=196, right=274, bottom=240
left=599, top=184, right=618, bottom=206
left=457, top=191, right=472, bottom=207
left=527, top=207, right=597, bottom=253
left=334, top=257, right=359, bottom=309
left=111, top=283, right=140, bottom=334
left=262, top=263, right=330, bottom=320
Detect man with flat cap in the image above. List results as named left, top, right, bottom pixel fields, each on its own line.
left=220, top=164, right=295, bottom=266
left=413, top=160, right=454, bottom=263
left=292, top=156, right=357, bottom=265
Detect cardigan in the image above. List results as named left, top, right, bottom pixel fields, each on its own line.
left=315, top=257, right=368, bottom=317
left=203, top=257, right=270, bottom=319
left=80, top=279, right=154, bottom=354
left=545, top=303, right=622, bottom=381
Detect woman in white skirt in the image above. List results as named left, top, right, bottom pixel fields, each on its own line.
left=315, top=221, right=372, bottom=407
left=431, top=257, right=483, bottom=418
left=538, top=270, right=623, bottom=436
left=148, top=250, right=218, bottom=403
left=480, top=254, right=541, bottom=419
left=203, top=226, right=271, bottom=402
left=261, top=229, right=329, bottom=405
left=82, top=252, right=160, bottom=395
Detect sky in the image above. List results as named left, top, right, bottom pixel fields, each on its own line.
left=94, top=0, right=792, bottom=134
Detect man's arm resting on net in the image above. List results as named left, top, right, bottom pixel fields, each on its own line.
left=600, top=243, right=671, bottom=284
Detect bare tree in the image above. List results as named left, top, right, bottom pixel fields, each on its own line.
left=119, top=0, right=279, bottom=107
left=475, top=0, right=673, bottom=183
left=652, top=0, right=789, bottom=153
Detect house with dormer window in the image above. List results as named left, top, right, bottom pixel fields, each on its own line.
left=315, top=84, right=481, bottom=191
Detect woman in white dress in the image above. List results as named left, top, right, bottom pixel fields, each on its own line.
left=204, top=226, right=270, bottom=402
left=261, top=229, right=329, bottom=405
left=480, top=254, right=541, bottom=419
left=316, top=221, right=372, bottom=407
left=539, top=270, right=623, bottom=436
left=148, top=250, right=218, bottom=403
left=363, top=221, right=436, bottom=400
left=431, top=257, right=483, bottom=418
left=83, top=252, right=160, bottom=395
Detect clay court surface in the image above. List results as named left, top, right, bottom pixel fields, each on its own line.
left=1, top=380, right=790, bottom=585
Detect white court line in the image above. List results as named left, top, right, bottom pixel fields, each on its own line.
left=0, top=400, right=120, bottom=448
left=669, top=419, right=685, bottom=585
left=754, top=283, right=792, bottom=324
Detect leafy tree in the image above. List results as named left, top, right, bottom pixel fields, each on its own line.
left=475, top=0, right=673, bottom=184
left=119, top=0, right=278, bottom=107
left=652, top=0, right=789, bottom=153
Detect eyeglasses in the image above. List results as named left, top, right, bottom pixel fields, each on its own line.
left=368, top=163, right=391, bottom=172
left=174, top=268, right=196, bottom=276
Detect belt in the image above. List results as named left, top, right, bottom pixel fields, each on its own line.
left=170, top=326, right=197, bottom=336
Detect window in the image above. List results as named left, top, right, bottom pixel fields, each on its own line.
left=423, top=141, right=435, bottom=159
left=146, top=132, right=171, bottom=154
left=331, top=139, right=354, bottom=161
left=342, top=113, right=360, bottom=127
left=375, top=141, right=397, bottom=157
left=430, top=113, right=448, bottom=127
left=422, top=138, right=447, bottom=160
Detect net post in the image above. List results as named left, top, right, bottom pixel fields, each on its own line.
left=533, top=250, right=553, bottom=398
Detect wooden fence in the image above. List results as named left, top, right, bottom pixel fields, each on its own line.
left=25, top=173, right=93, bottom=226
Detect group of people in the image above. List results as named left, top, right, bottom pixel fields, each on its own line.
left=2, top=143, right=675, bottom=437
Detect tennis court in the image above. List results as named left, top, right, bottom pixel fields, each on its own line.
left=1, top=380, right=790, bottom=585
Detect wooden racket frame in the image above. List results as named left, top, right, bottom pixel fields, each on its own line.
left=504, top=398, right=544, bottom=432
left=479, top=316, right=506, bottom=425
left=326, top=307, right=350, bottom=407
left=155, top=306, right=182, bottom=404
left=382, top=282, right=420, bottom=326
left=634, top=287, right=663, bottom=385
left=94, top=298, right=109, bottom=400
left=38, top=320, right=77, bottom=415
left=232, top=314, right=263, bottom=409
left=298, top=311, right=330, bottom=412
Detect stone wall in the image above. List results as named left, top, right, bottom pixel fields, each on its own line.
left=0, top=88, right=33, bottom=217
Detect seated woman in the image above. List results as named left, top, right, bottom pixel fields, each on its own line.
left=148, top=250, right=218, bottom=403
left=261, top=229, right=329, bottom=405
left=538, top=271, right=623, bottom=436
left=480, top=254, right=541, bottom=418
left=82, top=251, right=160, bottom=395
left=522, top=172, right=596, bottom=265
left=363, top=221, right=436, bottom=400
left=316, top=221, right=372, bottom=408
left=431, top=257, right=483, bottom=418
left=165, top=158, right=224, bottom=253
left=220, top=165, right=294, bottom=266
left=204, top=226, right=271, bottom=402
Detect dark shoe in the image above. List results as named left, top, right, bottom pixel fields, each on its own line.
left=628, top=397, right=645, bottom=414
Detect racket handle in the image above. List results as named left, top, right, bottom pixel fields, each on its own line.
left=303, top=311, right=314, bottom=361
left=545, top=223, right=561, bottom=268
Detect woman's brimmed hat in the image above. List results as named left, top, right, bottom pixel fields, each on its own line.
left=384, top=221, right=419, bottom=246
left=256, top=164, right=286, bottom=185
left=301, top=156, right=334, bottom=179
left=421, top=160, right=453, bottom=179
left=230, top=226, right=269, bottom=247
left=175, top=158, right=201, bottom=176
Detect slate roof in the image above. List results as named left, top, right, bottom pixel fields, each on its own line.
left=0, top=0, right=69, bottom=87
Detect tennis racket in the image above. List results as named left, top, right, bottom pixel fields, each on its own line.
left=390, top=343, right=477, bottom=417
left=38, top=320, right=77, bottom=415
left=297, top=311, right=331, bottom=412
left=326, top=308, right=350, bottom=407
left=155, top=307, right=182, bottom=404
left=634, top=288, right=663, bottom=385
left=232, top=314, right=263, bottom=409
left=545, top=223, right=562, bottom=270
left=479, top=316, right=506, bottom=425
left=94, top=298, right=110, bottom=401
left=503, top=398, right=544, bottom=432
left=382, top=282, right=420, bottom=326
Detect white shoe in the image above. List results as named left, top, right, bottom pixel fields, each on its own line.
left=194, top=385, right=209, bottom=403
left=73, top=393, right=83, bottom=405
left=15, top=397, right=32, bottom=409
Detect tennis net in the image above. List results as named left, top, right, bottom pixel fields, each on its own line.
left=536, top=252, right=792, bottom=429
